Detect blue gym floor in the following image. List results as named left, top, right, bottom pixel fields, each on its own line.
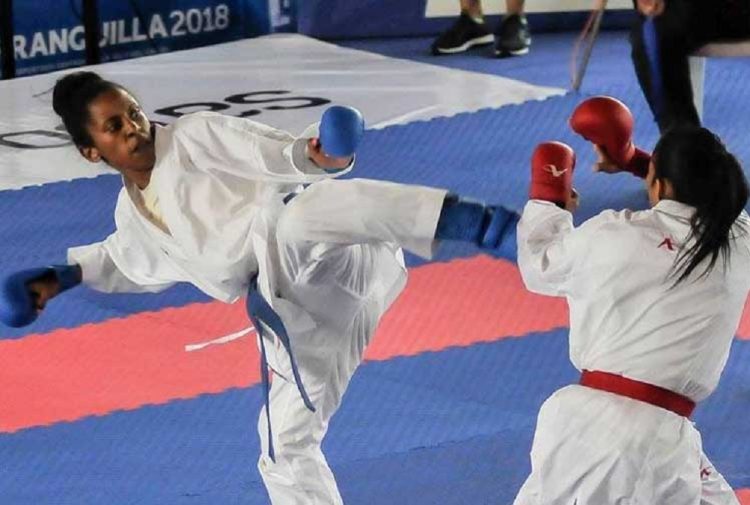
left=2, top=31, right=750, bottom=504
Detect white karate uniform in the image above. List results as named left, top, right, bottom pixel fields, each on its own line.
left=514, top=199, right=750, bottom=505
left=67, top=112, right=447, bottom=504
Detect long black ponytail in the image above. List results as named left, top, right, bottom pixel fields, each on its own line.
left=652, top=126, right=749, bottom=284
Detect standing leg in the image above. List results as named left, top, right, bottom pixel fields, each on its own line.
left=258, top=371, right=343, bottom=505
left=257, top=230, right=409, bottom=504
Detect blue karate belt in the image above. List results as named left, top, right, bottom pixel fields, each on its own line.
left=246, top=274, right=316, bottom=462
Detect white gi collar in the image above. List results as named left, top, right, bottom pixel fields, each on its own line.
left=653, top=199, right=696, bottom=219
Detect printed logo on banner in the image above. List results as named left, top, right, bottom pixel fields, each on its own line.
left=6, top=1, right=294, bottom=77
left=12, top=5, right=231, bottom=59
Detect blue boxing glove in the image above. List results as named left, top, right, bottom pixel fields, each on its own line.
left=435, top=194, right=518, bottom=252
left=0, top=264, right=82, bottom=328
left=319, top=105, right=365, bottom=158
left=301, top=105, right=365, bottom=172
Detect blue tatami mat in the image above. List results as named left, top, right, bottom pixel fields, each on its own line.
left=2, top=332, right=749, bottom=504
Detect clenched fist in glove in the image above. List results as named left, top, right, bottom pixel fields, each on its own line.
left=530, top=141, right=578, bottom=211
left=569, top=96, right=651, bottom=178
left=0, top=265, right=81, bottom=328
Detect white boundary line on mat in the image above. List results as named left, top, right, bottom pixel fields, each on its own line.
left=185, top=327, right=255, bottom=352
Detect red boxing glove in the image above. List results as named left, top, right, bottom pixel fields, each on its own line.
left=530, top=141, right=576, bottom=206
left=569, top=96, right=651, bottom=178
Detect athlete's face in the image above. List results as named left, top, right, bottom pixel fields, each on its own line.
left=80, top=88, right=155, bottom=178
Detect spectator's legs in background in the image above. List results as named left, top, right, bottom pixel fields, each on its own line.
left=462, top=0, right=484, bottom=18
left=431, top=0, right=494, bottom=55
left=495, top=0, right=532, bottom=57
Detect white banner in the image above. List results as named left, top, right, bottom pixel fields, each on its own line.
left=425, top=0, right=632, bottom=17
left=0, top=34, right=563, bottom=190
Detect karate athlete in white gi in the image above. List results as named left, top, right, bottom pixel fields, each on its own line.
left=513, top=97, right=750, bottom=504
left=0, top=71, right=517, bottom=504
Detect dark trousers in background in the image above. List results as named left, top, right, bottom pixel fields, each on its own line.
left=630, top=0, right=750, bottom=132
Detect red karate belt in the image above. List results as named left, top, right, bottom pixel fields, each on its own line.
left=580, top=370, right=696, bottom=418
